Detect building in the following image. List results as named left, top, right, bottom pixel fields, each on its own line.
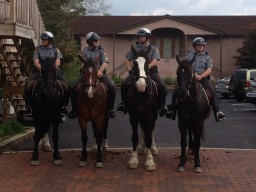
left=71, top=15, right=256, bottom=79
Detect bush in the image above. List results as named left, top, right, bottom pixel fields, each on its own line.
left=163, top=77, right=176, bottom=85
left=0, top=120, right=25, bottom=142
left=111, top=76, right=123, bottom=85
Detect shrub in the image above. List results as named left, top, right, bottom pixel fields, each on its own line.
left=163, top=77, right=176, bottom=85
left=111, top=75, right=123, bottom=85
left=0, top=120, right=25, bottom=141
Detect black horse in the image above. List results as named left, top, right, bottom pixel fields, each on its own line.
left=174, top=55, right=211, bottom=173
left=30, top=58, right=67, bottom=166
left=127, top=45, right=158, bottom=171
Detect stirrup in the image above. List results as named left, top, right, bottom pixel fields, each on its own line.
left=24, top=106, right=32, bottom=117
left=117, top=103, right=127, bottom=114
left=159, top=105, right=168, bottom=117
left=68, top=110, right=77, bottom=119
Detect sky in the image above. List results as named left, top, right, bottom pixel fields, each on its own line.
left=107, top=0, right=256, bottom=16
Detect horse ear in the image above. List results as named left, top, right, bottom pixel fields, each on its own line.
left=78, top=55, right=86, bottom=64
left=176, top=55, right=180, bottom=64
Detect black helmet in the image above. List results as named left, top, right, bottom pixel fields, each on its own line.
left=40, top=31, right=54, bottom=42
left=137, top=28, right=151, bottom=38
left=86, top=32, right=101, bottom=45
left=192, top=37, right=206, bottom=47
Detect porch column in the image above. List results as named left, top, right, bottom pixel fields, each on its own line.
left=219, top=34, right=223, bottom=78
left=184, top=34, right=187, bottom=56
left=112, top=34, right=116, bottom=76
left=9, top=0, right=16, bottom=23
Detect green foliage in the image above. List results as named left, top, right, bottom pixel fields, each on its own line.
left=62, top=56, right=82, bottom=84
left=234, top=22, right=256, bottom=69
left=0, top=121, right=25, bottom=142
left=111, top=75, right=123, bottom=85
left=163, top=76, right=176, bottom=85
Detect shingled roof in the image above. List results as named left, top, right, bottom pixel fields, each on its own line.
left=71, top=15, right=256, bottom=36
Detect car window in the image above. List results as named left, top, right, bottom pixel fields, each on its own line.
left=233, top=71, right=246, bottom=79
left=250, top=71, right=256, bottom=80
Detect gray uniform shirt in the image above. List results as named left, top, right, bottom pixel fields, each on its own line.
left=125, top=43, right=160, bottom=61
left=33, top=45, right=62, bottom=61
left=81, top=47, right=106, bottom=69
left=186, top=51, right=212, bottom=75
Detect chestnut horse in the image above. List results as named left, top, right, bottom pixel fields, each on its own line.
left=127, top=45, right=159, bottom=171
left=30, top=58, right=67, bottom=166
left=75, top=55, right=108, bottom=168
left=175, top=55, right=211, bottom=173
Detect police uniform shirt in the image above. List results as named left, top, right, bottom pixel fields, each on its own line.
left=81, top=47, right=106, bottom=69
left=186, top=51, right=212, bottom=75
left=33, top=45, right=62, bottom=61
left=125, top=43, right=160, bottom=61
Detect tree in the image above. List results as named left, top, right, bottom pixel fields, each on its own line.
left=36, top=0, right=111, bottom=83
left=234, top=22, right=256, bottom=69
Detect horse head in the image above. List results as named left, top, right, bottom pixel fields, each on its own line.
left=176, top=55, right=196, bottom=101
left=78, top=54, right=98, bottom=98
left=40, top=57, right=58, bottom=100
left=131, top=45, right=150, bottom=92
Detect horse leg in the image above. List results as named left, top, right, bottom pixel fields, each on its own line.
left=79, top=124, right=88, bottom=167
left=102, top=116, right=109, bottom=151
left=128, top=120, right=139, bottom=169
left=43, top=132, right=52, bottom=152
left=187, top=128, right=194, bottom=154
left=151, top=125, right=158, bottom=156
left=177, top=123, right=187, bottom=172
left=52, top=121, right=63, bottom=165
left=193, top=123, right=203, bottom=173
left=138, top=126, right=145, bottom=154
left=30, top=126, right=43, bottom=166
left=144, top=127, right=156, bottom=171
left=94, top=125, right=104, bottom=168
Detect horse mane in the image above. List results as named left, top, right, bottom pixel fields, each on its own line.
left=41, top=57, right=56, bottom=73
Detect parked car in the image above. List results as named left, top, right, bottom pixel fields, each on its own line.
left=246, top=77, right=256, bottom=106
left=215, top=76, right=232, bottom=98
left=229, top=69, right=256, bottom=101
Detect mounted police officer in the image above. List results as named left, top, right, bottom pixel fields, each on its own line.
left=167, top=37, right=225, bottom=122
left=23, top=31, right=70, bottom=117
left=68, top=32, right=116, bottom=119
left=117, top=28, right=168, bottom=117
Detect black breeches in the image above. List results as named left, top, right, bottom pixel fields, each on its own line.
left=149, top=72, right=167, bottom=105
left=100, top=74, right=116, bottom=110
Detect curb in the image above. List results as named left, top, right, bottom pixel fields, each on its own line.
left=0, top=127, right=34, bottom=152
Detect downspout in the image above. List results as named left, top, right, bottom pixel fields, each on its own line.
left=219, top=34, right=223, bottom=78
left=112, top=34, right=116, bottom=76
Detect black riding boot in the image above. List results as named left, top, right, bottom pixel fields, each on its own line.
left=117, top=85, right=127, bottom=114
left=68, top=87, right=77, bottom=119
left=212, top=97, right=225, bottom=122
left=108, top=92, right=115, bottom=118
left=158, top=93, right=168, bottom=117
left=166, top=90, right=178, bottom=120
left=60, top=88, right=70, bottom=117
left=24, top=88, right=32, bottom=116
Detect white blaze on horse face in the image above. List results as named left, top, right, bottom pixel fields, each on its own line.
left=87, top=67, right=94, bottom=98
left=135, top=57, right=147, bottom=92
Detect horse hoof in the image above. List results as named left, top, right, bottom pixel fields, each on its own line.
left=128, top=163, right=138, bottom=169
left=138, top=145, right=144, bottom=154
left=151, top=148, right=158, bottom=156
left=30, top=160, right=40, bottom=166
left=194, top=166, right=203, bottom=173
left=176, top=166, right=185, bottom=172
left=145, top=163, right=156, bottom=171
left=44, top=146, right=52, bottom=152
left=78, top=161, right=87, bottom=167
left=53, top=159, right=63, bottom=165
left=95, top=162, right=104, bottom=168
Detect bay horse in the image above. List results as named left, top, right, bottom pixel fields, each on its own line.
left=75, top=55, right=109, bottom=168
left=174, top=55, right=211, bottom=173
left=30, top=57, right=67, bottom=166
left=127, top=45, right=159, bottom=171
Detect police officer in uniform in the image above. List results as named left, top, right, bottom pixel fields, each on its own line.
left=68, top=32, right=116, bottom=119
left=24, top=31, right=70, bottom=116
left=117, top=28, right=168, bottom=116
left=167, top=37, right=225, bottom=122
